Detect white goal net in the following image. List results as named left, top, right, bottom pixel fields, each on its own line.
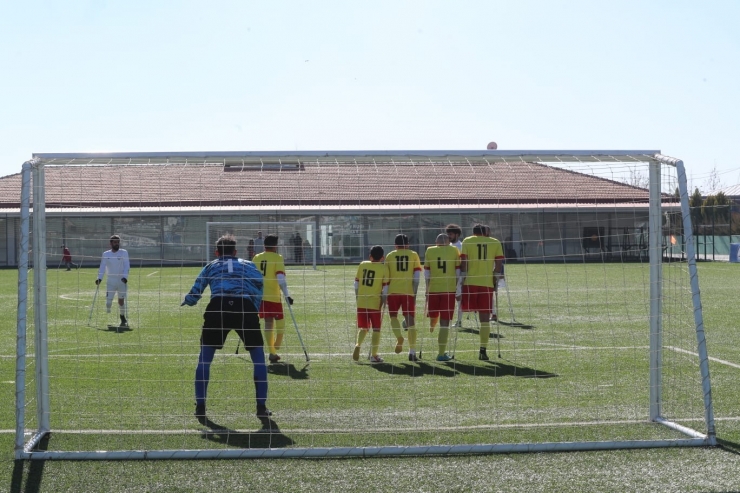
left=14, top=151, right=715, bottom=459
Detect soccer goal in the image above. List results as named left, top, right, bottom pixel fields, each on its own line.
left=14, top=151, right=715, bottom=460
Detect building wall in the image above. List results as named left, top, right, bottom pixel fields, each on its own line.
left=0, top=209, right=653, bottom=267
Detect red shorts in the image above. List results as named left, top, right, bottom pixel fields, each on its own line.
left=461, top=285, right=494, bottom=313
left=387, top=294, right=416, bottom=317
left=357, top=308, right=381, bottom=329
left=258, top=300, right=284, bottom=320
left=427, top=292, right=456, bottom=320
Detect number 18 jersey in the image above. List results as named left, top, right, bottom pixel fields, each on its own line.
left=355, top=261, right=389, bottom=310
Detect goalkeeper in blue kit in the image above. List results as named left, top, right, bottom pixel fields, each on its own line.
left=182, top=235, right=269, bottom=425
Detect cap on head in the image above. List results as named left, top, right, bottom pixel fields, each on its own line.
left=110, top=235, right=121, bottom=242
left=394, top=234, right=409, bottom=246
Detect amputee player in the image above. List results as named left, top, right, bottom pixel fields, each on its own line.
left=460, top=224, right=504, bottom=360
left=353, top=245, right=389, bottom=363
left=445, top=224, right=464, bottom=327
left=181, top=235, right=269, bottom=425
left=95, top=234, right=131, bottom=329
left=423, top=233, right=461, bottom=361
left=385, top=234, right=423, bottom=361
left=252, top=234, right=293, bottom=364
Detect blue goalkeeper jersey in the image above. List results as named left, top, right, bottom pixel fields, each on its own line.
left=183, top=256, right=263, bottom=308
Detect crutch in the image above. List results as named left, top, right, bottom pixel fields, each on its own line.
left=87, top=284, right=100, bottom=326
left=495, top=283, right=502, bottom=359
left=286, top=299, right=309, bottom=362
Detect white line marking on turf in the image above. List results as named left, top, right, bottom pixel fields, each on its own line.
left=3, top=416, right=740, bottom=435
left=3, top=416, right=740, bottom=436
left=666, top=346, right=740, bottom=369
left=8, top=345, right=654, bottom=360
left=59, top=294, right=86, bottom=301
left=147, top=271, right=159, bottom=277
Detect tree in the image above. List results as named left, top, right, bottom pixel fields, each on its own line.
left=703, top=166, right=722, bottom=194
left=714, top=191, right=731, bottom=225
left=702, top=195, right=717, bottom=223
left=689, top=187, right=703, bottom=230
left=627, top=168, right=649, bottom=188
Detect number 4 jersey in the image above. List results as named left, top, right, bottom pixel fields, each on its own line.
left=355, top=261, right=389, bottom=310
left=423, top=245, right=461, bottom=293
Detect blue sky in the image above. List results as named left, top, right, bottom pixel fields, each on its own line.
left=1, top=0, right=738, bottom=191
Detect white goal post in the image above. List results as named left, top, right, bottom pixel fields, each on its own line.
left=14, top=150, right=716, bottom=460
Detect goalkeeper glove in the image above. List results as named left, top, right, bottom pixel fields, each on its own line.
left=286, top=297, right=294, bottom=305
left=95, top=279, right=101, bottom=285
left=122, top=278, right=127, bottom=284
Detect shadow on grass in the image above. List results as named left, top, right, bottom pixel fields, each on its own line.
left=200, top=418, right=295, bottom=449
left=442, top=360, right=557, bottom=379
left=497, top=320, right=536, bottom=330
left=717, top=437, right=740, bottom=455
left=457, top=327, right=503, bottom=339
left=10, top=434, right=50, bottom=493
left=268, top=362, right=310, bottom=379
left=369, top=361, right=458, bottom=378
left=95, top=325, right=134, bottom=333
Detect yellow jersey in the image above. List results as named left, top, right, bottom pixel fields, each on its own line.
left=460, top=235, right=503, bottom=288
left=252, top=251, right=285, bottom=303
left=384, top=248, right=422, bottom=295
left=423, top=245, right=460, bottom=293
left=355, top=261, right=388, bottom=310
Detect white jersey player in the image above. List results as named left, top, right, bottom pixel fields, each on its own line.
left=96, top=234, right=131, bottom=329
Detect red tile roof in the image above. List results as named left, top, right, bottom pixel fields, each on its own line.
left=0, top=159, right=650, bottom=210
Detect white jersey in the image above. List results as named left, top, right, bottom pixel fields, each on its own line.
left=98, top=249, right=130, bottom=281
left=451, top=240, right=462, bottom=252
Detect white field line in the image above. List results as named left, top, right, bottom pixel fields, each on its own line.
left=147, top=271, right=159, bottom=277
left=59, top=294, right=88, bottom=302
left=3, top=416, right=740, bottom=436
left=0, top=345, right=655, bottom=361
left=666, top=346, right=740, bottom=369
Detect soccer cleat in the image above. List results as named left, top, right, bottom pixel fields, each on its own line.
left=408, top=352, right=419, bottom=362
left=195, top=403, right=207, bottom=425
left=452, top=322, right=462, bottom=328
left=436, top=353, right=453, bottom=362
left=256, top=405, right=272, bottom=419
left=119, top=321, right=129, bottom=330
left=268, top=353, right=281, bottom=364
left=394, top=337, right=404, bottom=354
left=369, top=355, right=384, bottom=364
left=478, top=348, right=490, bottom=361
left=352, top=345, right=361, bottom=362
left=491, top=314, right=498, bottom=322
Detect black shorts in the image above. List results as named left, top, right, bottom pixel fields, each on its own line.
left=200, top=296, right=263, bottom=350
